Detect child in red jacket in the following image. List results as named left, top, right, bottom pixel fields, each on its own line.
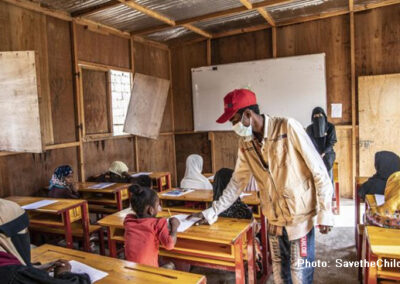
left=124, top=185, right=180, bottom=267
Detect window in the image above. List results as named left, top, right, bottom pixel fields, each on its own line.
left=110, top=70, right=132, bottom=136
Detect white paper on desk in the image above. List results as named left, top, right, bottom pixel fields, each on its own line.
left=240, top=193, right=252, bottom=198
left=169, top=214, right=201, bottom=232
left=21, top=200, right=58, bottom=210
left=130, top=172, right=152, bottom=178
left=207, top=175, right=214, bottom=180
left=88, top=182, right=115, bottom=189
left=69, top=260, right=108, bottom=283
left=375, top=194, right=385, bottom=206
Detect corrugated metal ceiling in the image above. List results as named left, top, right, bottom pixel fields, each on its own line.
left=194, top=9, right=267, bottom=34
left=266, top=0, right=349, bottom=23
left=84, top=3, right=163, bottom=32
left=38, top=0, right=364, bottom=42
left=40, top=0, right=112, bottom=13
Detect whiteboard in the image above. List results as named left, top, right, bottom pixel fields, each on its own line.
left=192, top=53, right=327, bottom=131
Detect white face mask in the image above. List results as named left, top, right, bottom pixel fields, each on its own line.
left=232, top=116, right=252, bottom=137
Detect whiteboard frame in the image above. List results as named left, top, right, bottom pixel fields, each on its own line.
left=191, top=53, right=327, bottom=132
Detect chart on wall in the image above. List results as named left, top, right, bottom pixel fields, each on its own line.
left=191, top=53, right=327, bottom=131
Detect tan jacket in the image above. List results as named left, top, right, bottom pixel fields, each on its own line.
left=203, top=116, right=334, bottom=228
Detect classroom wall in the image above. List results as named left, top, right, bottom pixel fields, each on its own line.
left=0, top=2, right=176, bottom=197
left=170, top=4, right=400, bottom=199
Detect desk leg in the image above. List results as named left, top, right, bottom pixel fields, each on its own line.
left=158, top=178, right=162, bottom=192
left=234, top=236, right=245, bottom=284
left=81, top=202, right=90, bottom=252
left=166, top=174, right=171, bottom=190
left=116, top=191, right=123, bottom=211
left=260, top=211, right=268, bottom=276
left=108, top=227, right=117, bottom=258
left=63, top=211, right=73, bottom=249
left=246, top=224, right=256, bottom=284
left=335, top=182, right=340, bottom=215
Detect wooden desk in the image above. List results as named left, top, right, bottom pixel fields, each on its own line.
left=159, top=189, right=261, bottom=217
left=158, top=189, right=271, bottom=282
left=6, top=196, right=90, bottom=250
left=363, top=226, right=400, bottom=284
left=77, top=182, right=131, bottom=213
left=129, top=172, right=171, bottom=192
left=32, top=244, right=206, bottom=284
left=98, top=209, right=255, bottom=284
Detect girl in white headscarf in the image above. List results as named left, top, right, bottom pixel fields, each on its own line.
left=180, top=154, right=213, bottom=190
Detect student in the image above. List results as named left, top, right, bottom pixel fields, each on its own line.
left=124, top=185, right=179, bottom=267
left=306, top=107, right=337, bottom=180
left=48, top=165, right=80, bottom=199
left=88, top=161, right=131, bottom=183
left=190, top=89, right=333, bottom=284
left=365, top=171, right=400, bottom=229
left=0, top=198, right=90, bottom=284
left=180, top=154, right=213, bottom=190
left=213, top=168, right=253, bottom=219
left=358, top=151, right=400, bottom=199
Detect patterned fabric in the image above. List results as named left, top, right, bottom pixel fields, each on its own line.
left=213, top=168, right=253, bottom=220
left=49, top=165, right=73, bottom=190
left=108, top=161, right=129, bottom=177
left=365, top=171, right=400, bottom=229
left=365, top=209, right=400, bottom=229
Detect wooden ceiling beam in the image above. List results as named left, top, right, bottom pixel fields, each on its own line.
left=277, top=9, right=349, bottom=27
left=257, top=8, right=276, bottom=26
left=239, top=0, right=253, bottom=10
left=353, top=0, right=400, bottom=11
left=213, top=24, right=270, bottom=39
left=71, top=0, right=120, bottom=17
left=134, top=0, right=291, bottom=35
left=117, top=0, right=211, bottom=38
left=118, top=0, right=176, bottom=26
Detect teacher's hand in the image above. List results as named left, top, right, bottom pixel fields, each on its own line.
left=186, top=212, right=209, bottom=226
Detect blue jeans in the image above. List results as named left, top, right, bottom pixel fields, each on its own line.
left=269, top=227, right=315, bottom=284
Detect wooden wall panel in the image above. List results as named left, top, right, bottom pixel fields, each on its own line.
left=0, top=148, right=79, bottom=197
left=277, top=15, right=351, bottom=125
left=213, top=132, right=240, bottom=172
left=212, top=29, right=273, bottom=64
left=133, top=41, right=173, bottom=132
left=174, top=133, right=212, bottom=184
left=83, top=138, right=135, bottom=180
left=137, top=135, right=176, bottom=185
left=82, top=69, right=110, bottom=135
left=334, top=128, right=353, bottom=198
left=355, top=5, right=400, bottom=77
left=46, top=17, right=77, bottom=144
left=0, top=2, right=53, bottom=144
left=171, top=41, right=207, bottom=132
left=75, top=24, right=130, bottom=69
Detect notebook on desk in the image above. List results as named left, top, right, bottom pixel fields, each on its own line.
left=161, top=189, right=194, bottom=197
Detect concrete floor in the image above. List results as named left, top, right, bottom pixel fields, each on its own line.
left=192, top=199, right=360, bottom=284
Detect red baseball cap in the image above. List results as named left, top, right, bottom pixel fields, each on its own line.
left=216, top=89, right=257, bottom=123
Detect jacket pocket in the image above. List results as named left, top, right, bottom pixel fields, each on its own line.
left=269, top=141, right=288, bottom=168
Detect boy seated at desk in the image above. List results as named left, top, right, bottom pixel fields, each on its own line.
left=0, top=198, right=90, bottom=284
left=365, top=171, right=400, bottom=229
left=124, top=185, right=180, bottom=268
left=48, top=165, right=80, bottom=199
left=88, top=161, right=152, bottom=187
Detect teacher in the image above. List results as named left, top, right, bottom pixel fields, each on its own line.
left=190, top=89, right=334, bottom=284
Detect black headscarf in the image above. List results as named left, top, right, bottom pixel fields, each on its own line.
left=311, top=107, right=327, bottom=138
left=213, top=168, right=253, bottom=220
left=358, top=151, right=400, bottom=198
left=306, top=107, right=337, bottom=170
